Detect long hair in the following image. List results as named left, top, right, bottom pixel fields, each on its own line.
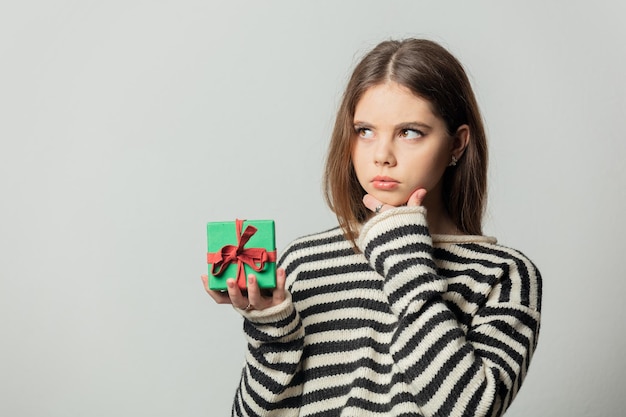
left=323, top=38, right=488, bottom=246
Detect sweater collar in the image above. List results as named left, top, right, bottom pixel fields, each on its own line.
left=431, top=234, right=497, bottom=244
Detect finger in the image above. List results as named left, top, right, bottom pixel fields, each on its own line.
left=407, top=188, right=427, bottom=206
left=363, top=194, right=391, bottom=213
left=246, top=274, right=261, bottom=309
left=205, top=288, right=233, bottom=305
left=226, top=278, right=248, bottom=310
left=273, top=268, right=287, bottom=304
left=362, top=194, right=381, bottom=211
left=202, top=274, right=232, bottom=304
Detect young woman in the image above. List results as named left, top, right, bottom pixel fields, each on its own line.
left=203, top=38, right=542, bottom=417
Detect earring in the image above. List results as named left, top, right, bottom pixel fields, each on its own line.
left=449, top=156, right=458, bottom=167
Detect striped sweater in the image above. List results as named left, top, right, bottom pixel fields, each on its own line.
left=232, top=206, right=542, bottom=417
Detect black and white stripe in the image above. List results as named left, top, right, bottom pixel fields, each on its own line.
left=231, top=207, right=542, bottom=417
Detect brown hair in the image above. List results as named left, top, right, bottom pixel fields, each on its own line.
left=323, top=38, right=488, bottom=246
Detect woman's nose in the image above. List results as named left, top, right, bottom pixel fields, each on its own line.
left=374, top=137, right=397, bottom=166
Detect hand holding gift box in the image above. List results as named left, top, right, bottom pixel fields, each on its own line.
left=206, top=219, right=277, bottom=291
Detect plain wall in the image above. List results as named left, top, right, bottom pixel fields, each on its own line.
left=1, top=1, right=625, bottom=416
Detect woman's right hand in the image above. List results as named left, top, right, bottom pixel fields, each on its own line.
left=363, top=188, right=427, bottom=214
left=201, top=268, right=287, bottom=312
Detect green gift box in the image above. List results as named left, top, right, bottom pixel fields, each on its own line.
left=206, top=219, right=277, bottom=291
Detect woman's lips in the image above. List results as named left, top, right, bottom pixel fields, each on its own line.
left=371, top=176, right=399, bottom=190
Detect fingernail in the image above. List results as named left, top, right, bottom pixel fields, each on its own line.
left=227, top=279, right=235, bottom=288
left=248, top=275, right=256, bottom=284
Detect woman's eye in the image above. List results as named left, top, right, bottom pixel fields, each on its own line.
left=400, top=129, right=422, bottom=139
left=356, top=128, right=374, bottom=139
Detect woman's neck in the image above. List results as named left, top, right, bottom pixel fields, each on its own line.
left=422, top=189, right=460, bottom=235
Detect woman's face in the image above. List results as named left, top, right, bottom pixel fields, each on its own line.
left=351, top=81, right=460, bottom=207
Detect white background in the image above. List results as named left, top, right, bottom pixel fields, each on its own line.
left=1, top=1, right=625, bottom=416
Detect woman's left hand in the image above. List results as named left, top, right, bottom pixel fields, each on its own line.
left=363, top=188, right=427, bottom=214
left=201, top=268, right=287, bottom=312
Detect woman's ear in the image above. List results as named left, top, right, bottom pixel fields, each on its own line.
left=452, top=124, right=470, bottom=160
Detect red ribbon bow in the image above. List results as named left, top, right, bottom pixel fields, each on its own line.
left=207, top=219, right=276, bottom=290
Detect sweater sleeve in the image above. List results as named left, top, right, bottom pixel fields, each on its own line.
left=231, top=291, right=305, bottom=416
left=357, top=206, right=542, bottom=417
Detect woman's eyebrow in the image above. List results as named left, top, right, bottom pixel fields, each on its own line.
left=353, top=120, right=433, bottom=129
left=395, top=121, right=432, bottom=129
